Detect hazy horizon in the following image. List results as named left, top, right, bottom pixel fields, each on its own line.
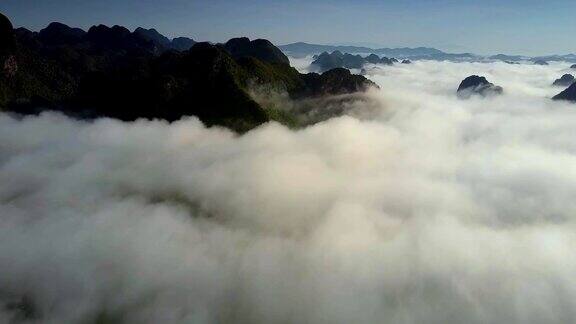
left=1, top=0, right=575, bottom=56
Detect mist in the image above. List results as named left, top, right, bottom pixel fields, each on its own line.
left=2, top=60, right=576, bottom=323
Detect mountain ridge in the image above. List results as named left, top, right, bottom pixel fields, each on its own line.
left=0, top=12, right=377, bottom=132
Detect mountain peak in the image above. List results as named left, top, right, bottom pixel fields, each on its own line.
left=224, top=37, right=289, bottom=65
left=133, top=27, right=171, bottom=47
left=0, top=12, right=16, bottom=56
left=553, top=83, right=576, bottom=102
left=38, top=21, right=85, bottom=45
left=457, top=75, right=503, bottom=98
left=171, top=37, right=196, bottom=51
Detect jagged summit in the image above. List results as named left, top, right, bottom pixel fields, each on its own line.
left=171, top=37, right=195, bottom=51
left=0, top=12, right=15, bottom=56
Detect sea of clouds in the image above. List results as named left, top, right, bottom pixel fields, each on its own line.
left=2, top=60, right=576, bottom=323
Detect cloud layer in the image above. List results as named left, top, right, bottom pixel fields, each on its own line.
left=2, top=60, right=576, bottom=323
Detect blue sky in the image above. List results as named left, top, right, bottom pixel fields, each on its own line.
left=1, top=0, right=575, bottom=55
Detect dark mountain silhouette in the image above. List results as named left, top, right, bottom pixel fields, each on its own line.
left=134, top=27, right=171, bottom=47
left=533, top=60, right=549, bottom=66
left=571, top=64, right=576, bottom=69
left=401, top=60, right=412, bottom=64
left=38, top=22, right=85, bottom=45
left=130, top=28, right=196, bottom=52
left=224, top=37, right=290, bottom=65
left=0, top=12, right=17, bottom=77
left=553, top=83, right=576, bottom=102
left=85, top=24, right=172, bottom=55
left=457, top=76, right=503, bottom=98
left=13, top=27, right=38, bottom=47
left=171, top=37, right=196, bottom=51
left=553, top=74, right=575, bottom=87
left=0, top=13, right=376, bottom=132
left=131, top=28, right=199, bottom=52
left=311, top=51, right=395, bottom=72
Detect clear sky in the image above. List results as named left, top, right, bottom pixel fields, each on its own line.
left=1, top=0, right=575, bottom=56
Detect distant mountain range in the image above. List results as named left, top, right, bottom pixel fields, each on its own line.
left=280, top=42, right=445, bottom=58
left=280, top=42, right=576, bottom=63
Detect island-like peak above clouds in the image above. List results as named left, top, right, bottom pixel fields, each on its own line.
left=553, top=83, right=576, bottom=102
left=457, top=75, right=503, bottom=99
left=553, top=74, right=575, bottom=87
left=311, top=51, right=396, bottom=72
left=0, top=12, right=16, bottom=76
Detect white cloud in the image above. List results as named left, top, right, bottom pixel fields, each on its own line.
left=1, top=60, right=576, bottom=323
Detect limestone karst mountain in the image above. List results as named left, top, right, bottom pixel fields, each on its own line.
left=0, top=12, right=376, bottom=132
